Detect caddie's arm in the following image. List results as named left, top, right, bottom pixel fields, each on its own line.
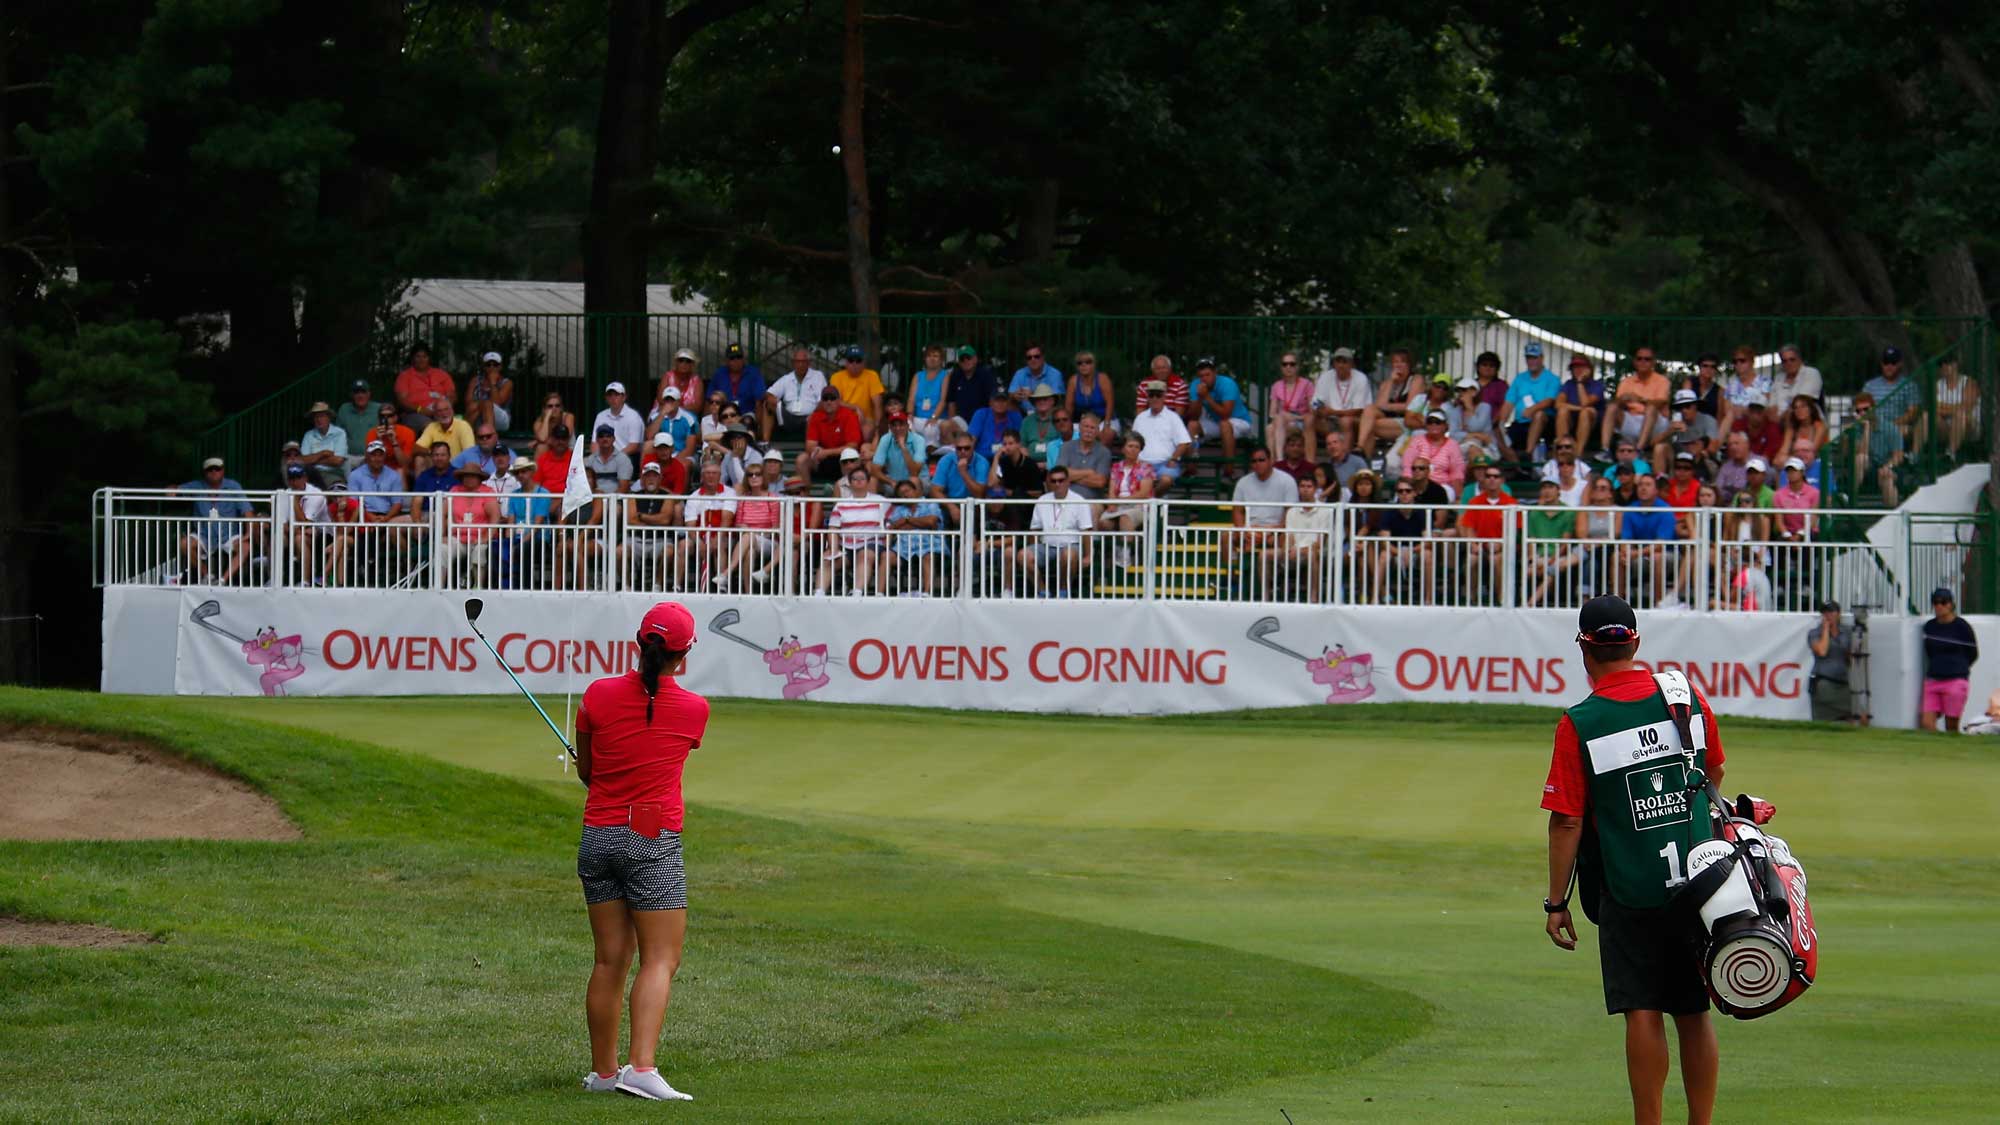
left=1545, top=812, right=1582, bottom=950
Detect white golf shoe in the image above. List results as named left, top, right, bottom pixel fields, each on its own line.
left=582, top=1066, right=627, bottom=1093
left=616, top=1067, right=694, bottom=1101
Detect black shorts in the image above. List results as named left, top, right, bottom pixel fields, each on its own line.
left=812, top=457, right=848, bottom=482
left=1597, top=893, right=1709, bottom=1015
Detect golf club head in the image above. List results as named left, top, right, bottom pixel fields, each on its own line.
left=710, top=608, right=742, bottom=631
left=464, top=597, right=484, bottom=624
left=191, top=599, right=223, bottom=624
left=1247, top=616, right=1280, bottom=642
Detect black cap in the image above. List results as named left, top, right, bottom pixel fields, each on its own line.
left=550, top=424, right=570, bottom=440
left=1819, top=599, right=1841, bottom=613
left=726, top=342, right=746, bottom=358
left=595, top=423, right=616, bottom=438
left=350, top=379, right=370, bottom=392
left=1194, top=356, right=1217, bottom=371
left=1883, top=345, right=1904, bottom=363
left=820, top=386, right=842, bottom=400
left=1577, top=595, right=1640, bottom=646
left=1932, top=586, right=1955, bottom=604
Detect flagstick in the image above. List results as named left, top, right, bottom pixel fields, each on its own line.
left=555, top=432, right=594, bottom=777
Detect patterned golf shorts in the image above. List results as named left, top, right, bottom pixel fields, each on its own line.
left=576, top=824, right=687, bottom=911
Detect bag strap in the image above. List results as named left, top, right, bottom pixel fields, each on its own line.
left=1654, top=670, right=1729, bottom=840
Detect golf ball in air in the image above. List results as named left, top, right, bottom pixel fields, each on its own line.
left=832, top=145, right=842, bottom=155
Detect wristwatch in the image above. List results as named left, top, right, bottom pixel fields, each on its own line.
left=1543, top=898, right=1569, bottom=914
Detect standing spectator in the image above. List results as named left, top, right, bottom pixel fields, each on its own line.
left=1686, top=352, right=1725, bottom=420
left=1778, top=396, right=1828, bottom=461
left=367, top=403, right=416, bottom=469
left=1273, top=430, right=1315, bottom=483
left=1806, top=600, right=1854, bottom=723
left=1614, top=473, right=1679, bottom=607
left=300, top=401, right=351, bottom=479
left=593, top=382, right=646, bottom=456
left=949, top=346, right=998, bottom=422
left=1503, top=342, right=1561, bottom=464
left=800, top=387, right=864, bottom=484
left=1921, top=589, right=1978, bottom=732
left=465, top=352, right=514, bottom=433
left=710, top=343, right=770, bottom=434
left=1935, top=356, right=1979, bottom=460
left=1008, top=342, right=1064, bottom=403
left=532, top=392, right=577, bottom=453
left=1770, top=344, right=1822, bottom=416
left=1720, top=353, right=1772, bottom=431
left=170, top=457, right=262, bottom=584
left=1313, top=346, right=1373, bottom=448
left=534, top=426, right=574, bottom=495
left=1446, top=376, right=1498, bottom=463
left=416, top=397, right=476, bottom=459
left=410, top=441, right=459, bottom=520
left=870, top=411, right=928, bottom=489
left=1018, top=384, right=1063, bottom=463
left=1067, top=350, right=1116, bottom=436
left=1862, top=346, right=1924, bottom=452
left=967, top=390, right=1023, bottom=460
left=1266, top=352, right=1317, bottom=461
left=1772, top=457, right=1820, bottom=541
left=928, top=434, right=991, bottom=506
left=1018, top=466, right=1094, bottom=595
left=1730, top=399, right=1784, bottom=462
left=1403, top=411, right=1467, bottom=495
left=1655, top=389, right=1719, bottom=474
left=441, top=464, right=498, bottom=586
left=1130, top=381, right=1192, bottom=489
left=1600, top=346, right=1670, bottom=453
left=334, top=381, right=379, bottom=454
left=640, top=433, right=691, bottom=495
left=1190, top=358, right=1253, bottom=461
left=655, top=348, right=704, bottom=418
left=1555, top=356, right=1605, bottom=456
left=1357, top=348, right=1422, bottom=456
left=393, top=346, right=454, bottom=430
left=1055, top=413, right=1112, bottom=499
left=646, top=386, right=699, bottom=464
left=905, top=345, right=954, bottom=444
left=1226, top=448, right=1297, bottom=571
left=829, top=345, right=886, bottom=440
left=585, top=425, right=635, bottom=495
left=1322, top=429, right=1369, bottom=489
left=886, top=478, right=950, bottom=596
left=765, top=347, right=829, bottom=444
left=1539, top=439, right=1589, bottom=505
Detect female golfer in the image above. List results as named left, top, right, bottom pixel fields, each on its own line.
left=574, top=601, right=708, bottom=1100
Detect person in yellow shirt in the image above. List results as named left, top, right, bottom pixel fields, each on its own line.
left=829, top=345, right=886, bottom=440
left=415, top=394, right=477, bottom=457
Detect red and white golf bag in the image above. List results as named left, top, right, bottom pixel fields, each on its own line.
left=1655, top=673, right=1819, bottom=1020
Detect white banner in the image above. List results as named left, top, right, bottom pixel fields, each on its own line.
left=101, top=587, right=1931, bottom=726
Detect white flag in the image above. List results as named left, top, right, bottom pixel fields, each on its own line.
left=559, top=434, right=593, bottom=518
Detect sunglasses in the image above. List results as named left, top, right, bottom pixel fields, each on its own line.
left=1634, top=355, right=1656, bottom=362
left=1579, top=624, right=1639, bottom=644
left=1026, top=352, right=1043, bottom=359
left=1395, top=487, right=1415, bottom=495
left=1280, top=360, right=1299, bottom=367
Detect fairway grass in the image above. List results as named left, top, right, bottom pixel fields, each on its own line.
left=8, top=690, right=2000, bottom=1121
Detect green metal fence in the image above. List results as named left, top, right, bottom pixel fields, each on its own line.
left=198, top=312, right=1992, bottom=492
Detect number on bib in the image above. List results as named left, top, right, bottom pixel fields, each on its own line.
left=1658, top=840, right=1688, bottom=888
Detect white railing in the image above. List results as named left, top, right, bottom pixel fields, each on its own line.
left=93, top=487, right=1976, bottom=614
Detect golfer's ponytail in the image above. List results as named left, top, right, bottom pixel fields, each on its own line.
left=636, top=634, right=688, bottom=725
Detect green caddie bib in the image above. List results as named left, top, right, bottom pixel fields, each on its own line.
left=1567, top=686, right=1713, bottom=910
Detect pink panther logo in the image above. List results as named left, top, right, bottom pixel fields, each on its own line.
left=1246, top=616, right=1376, bottom=704
left=710, top=609, right=835, bottom=700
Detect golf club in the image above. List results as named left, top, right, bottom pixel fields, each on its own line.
left=191, top=598, right=321, bottom=654
left=709, top=608, right=847, bottom=664
left=1245, top=615, right=1313, bottom=662
left=464, top=597, right=575, bottom=760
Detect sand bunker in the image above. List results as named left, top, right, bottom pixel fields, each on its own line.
left=0, top=730, right=300, bottom=843
left=0, top=917, right=153, bottom=948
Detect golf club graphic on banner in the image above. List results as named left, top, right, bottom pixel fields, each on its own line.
left=188, top=597, right=315, bottom=696
left=1246, top=616, right=1379, bottom=704
left=708, top=609, right=839, bottom=700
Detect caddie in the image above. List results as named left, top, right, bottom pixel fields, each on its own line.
left=1540, top=595, right=1727, bottom=1125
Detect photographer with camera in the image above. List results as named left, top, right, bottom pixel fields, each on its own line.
left=1807, top=600, right=1854, bottom=723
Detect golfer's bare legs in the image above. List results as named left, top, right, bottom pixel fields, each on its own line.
left=627, top=907, right=687, bottom=1071
left=585, top=900, right=636, bottom=1076
left=1674, top=1011, right=1717, bottom=1125
left=1624, top=1010, right=1669, bottom=1125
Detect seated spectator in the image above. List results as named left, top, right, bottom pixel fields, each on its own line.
left=1730, top=399, right=1784, bottom=462
left=1502, top=343, right=1561, bottom=466
left=1849, top=390, right=1905, bottom=506
left=488, top=445, right=519, bottom=494
left=394, top=346, right=454, bottom=430
left=1100, top=434, right=1155, bottom=547
left=170, top=457, right=262, bottom=584
left=1188, top=358, right=1254, bottom=460
left=886, top=478, right=951, bottom=597
left=1358, top=348, right=1422, bottom=455
left=532, top=393, right=577, bottom=453
left=284, top=463, right=350, bottom=585
left=929, top=434, right=991, bottom=507
left=1555, top=356, right=1604, bottom=455
left=465, top=352, right=514, bottom=434
left=416, top=396, right=475, bottom=458
left=1368, top=472, right=1440, bottom=604
left=646, top=385, right=699, bottom=462
left=1132, top=354, right=1192, bottom=422
left=1540, top=439, right=1589, bottom=506
left=1313, top=346, right=1372, bottom=449
left=279, top=439, right=307, bottom=485
left=828, top=345, right=884, bottom=439
left=1523, top=478, right=1582, bottom=607
left=869, top=410, right=928, bottom=490
left=593, top=381, right=646, bottom=456
left=988, top=430, right=1047, bottom=507
left=498, top=460, right=556, bottom=588
left=1778, top=395, right=1827, bottom=461
left=1721, top=354, right=1773, bottom=431
left=656, top=348, right=704, bottom=421
left=1661, top=452, right=1702, bottom=509
left=817, top=465, right=889, bottom=595
left=534, top=425, right=574, bottom=494
left=717, top=459, right=782, bottom=588
left=409, top=441, right=460, bottom=520
left=1068, top=350, right=1116, bottom=436
left=1404, top=458, right=1457, bottom=533
left=765, top=346, right=827, bottom=443
left=441, top=463, right=497, bottom=586
left=712, top=342, right=771, bottom=435
left=639, top=432, right=692, bottom=493
left=300, top=401, right=351, bottom=479
left=1740, top=456, right=1775, bottom=507
left=334, top=381, right=379, bottom=455
left=1273, top=429, right=1315, bottom=483
left=1018, top=384, right=1064, bottom=463
left=1473, top=350, right=1509, bottom=419
left=347, top=441, right=409, bottom=524
left=1607, top=437, right=1652, bottom=479
left=451, top=422, right=506, bottom=478
left=1446, top=376, right=1498, bottom=462
left=1656, top=389, right=1719, bottom=475
left=675, top=459, right=738, bottom=588
left=584, top=425, right=634, bottom=495
left=1772, top=457, right=1820, bottom=542
left=1610, top=463, right=1640, bottom=506
left=1460, top=463, right=1517, bottom=540
left=1017, top=466, right=1094, bottom=595
left=1935, top=356, right=1978, bottom=459
left=717, top=424, right=761, bottom=489
left=1403, top=411, right=1466, bottom=495
left=1278, top=473, right=1333, bottom=601
left=366, top=403, right=416, bottom=469
left=1228, top=447, right=1296, bottom=570
left=1601, top=346, right=1670, bottom=452
left=800, top=387, right=865, bottom=485
left=1713, top=430, right=1752, bottom=503
left=967, top=390, right=1023, bottom=461
left=1322, top=429, right=1368, bottom=489
left=1130, top=381, right=1192, bottom=488
left=1008, top=342, right=1064, bottom=404
left=1863, top=347, right=1924, bottom=451
left=1791, top=438, right=1824, bottom=492
left=1266, top=352, right=1317, bottom=461
left=949, top=345, right=998, bottom=422
left=1771, top=344, right=1823, bottom=415
left=1615, top=472, right=1679, bottom=606
left=617, top=462, right=679, bottom=591
left=1055, top=413, right=1112, bottom=499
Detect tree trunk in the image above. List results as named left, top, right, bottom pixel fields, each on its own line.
left=840, top=0, right=881, bottom=360
left=1022, top=177, right=1060, bottom=263
left=0, top=39, right=28, bottom=683
left=582, top=0, right=667, bottom=384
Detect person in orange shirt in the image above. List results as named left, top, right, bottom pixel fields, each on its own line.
left=1600, top=346, right=1671, bottom=454
left=366, top=403, right=417, bottom=468
left=829, top=345, right=886, bottom=439
left=393, top=346, right=455, bottom=430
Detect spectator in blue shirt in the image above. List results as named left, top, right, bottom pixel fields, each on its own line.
left=711, top=342, right=768, bottom=429
left=928, top=434, right=991, bottom=517
left=410, top=441, right=459, bottom=520
left=1615, top=473, right=1681, bottom=606
left=887, top=478, right=952, bottom=595
left=1008, top=342, right=1064, bottom=403
left=1505, top=343, right=1562, bottom=463
left=172, top=456, right=261, bottom=584
left=1191, top=358, right=1253, bottom=459
left=346, top=442, right=408, bottom=522
left=967, top=391, right=1023, bottom=459
left=950, top=346, right=999, bottom=421
left=497, top=460, right=555, bottom=588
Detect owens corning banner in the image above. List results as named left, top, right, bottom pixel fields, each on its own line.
left=104, top=587, right=1928, bottom=726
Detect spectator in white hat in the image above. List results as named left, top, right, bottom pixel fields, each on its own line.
left=655, top=347, right=704, bottom=416
left=1772, top=456, right=1820, bottom=541
left=347, top=441, right=409, bottom=524
left=1740, top=455, right=1775, bottom=508
left=1655, top=387, right=1718, bottom=476
left=1313, top=346, right=1373, bottom=448
left=646, top=384, right=698, bottom=464
left=1445, top=375, right=1497, bottom=461
left=593, top=381, right=645, bottom=456
left=465, top=351, right=514, bottom=433
left=300, top=401, right=351, bottom=480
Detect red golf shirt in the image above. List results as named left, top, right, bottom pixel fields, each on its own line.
left=577, top=671, right=709, bottom=831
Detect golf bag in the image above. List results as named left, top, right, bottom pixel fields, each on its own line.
left=1654, top=672, right=1819, bottom=1020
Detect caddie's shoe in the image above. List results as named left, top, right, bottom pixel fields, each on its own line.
left=616, top=1067, right=694, bottom=1101
left=583, top=1066, right=627, bottom=1092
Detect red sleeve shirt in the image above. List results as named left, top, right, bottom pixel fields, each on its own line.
left=578, top=671, right=710, bottom=831
left=807, top=407, right=861, bottom=450
left=1541, top=668, right=1726, bottom=816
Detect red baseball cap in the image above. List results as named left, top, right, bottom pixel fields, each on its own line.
left=638, top=601, right=697, bottom=649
